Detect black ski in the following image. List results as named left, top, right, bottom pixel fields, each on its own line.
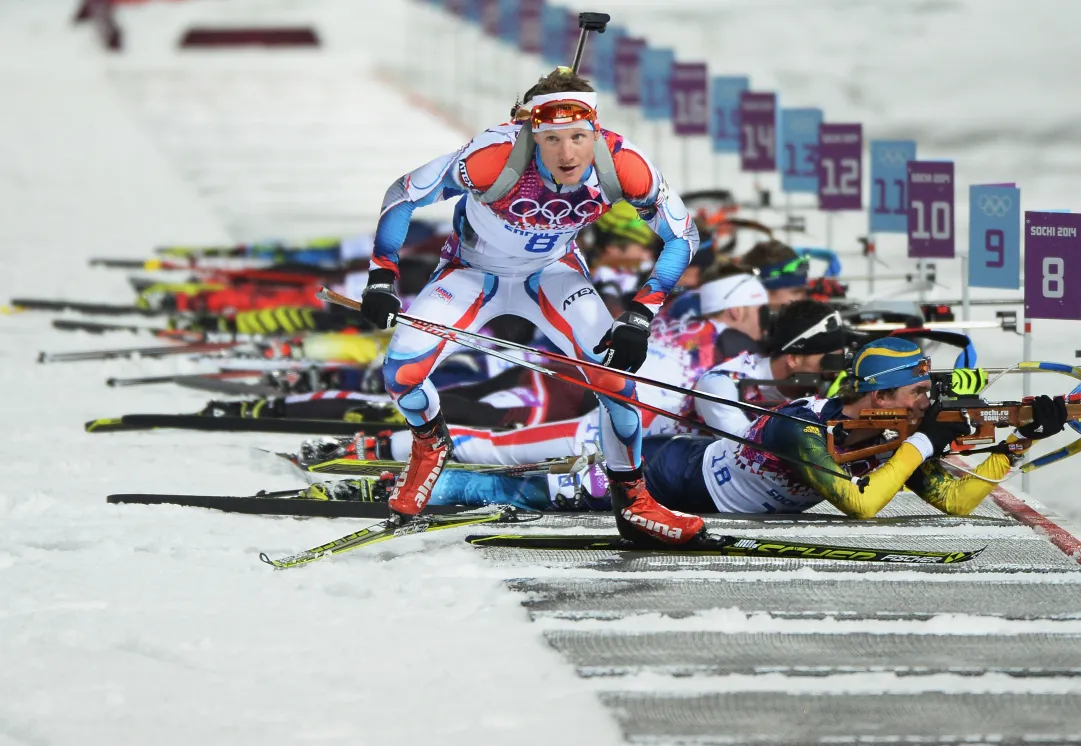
left=53, top=318, right=164, bottom=335
left=9, top=298, right=165, bottom=316
left=106, top=482, right=1015, bottom=532
left=107, top=492, right=467, bottom=518
left=85, top=414, right=408, bottom=435
left=465, top=534, right=984, bottom=564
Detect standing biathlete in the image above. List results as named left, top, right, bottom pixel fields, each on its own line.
left=358, top=69, right=704, bottom=545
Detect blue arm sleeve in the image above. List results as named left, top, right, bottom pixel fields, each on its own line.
left=629, top=186, right=699, bottom=315
left=370, top=152, right=467, bottom=276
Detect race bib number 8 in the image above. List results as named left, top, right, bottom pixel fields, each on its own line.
left=524, top=233, right=560, bottom=253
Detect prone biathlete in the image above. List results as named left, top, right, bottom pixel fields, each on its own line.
left=654, top=266, right=770, bottom=373
left=689, top=299, right=846, bottom=438
left=645, top=338, right=1067, bottom=516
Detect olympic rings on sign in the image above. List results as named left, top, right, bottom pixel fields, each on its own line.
left=878, top=148, right=908, bottom=166
left=978, top=194, right=1012, bottom=218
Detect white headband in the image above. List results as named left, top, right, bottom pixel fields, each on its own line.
left=529, top=91, right=598, bottom=133
left=698, top=274, right=768, bottom=316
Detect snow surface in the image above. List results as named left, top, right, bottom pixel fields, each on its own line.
left=2, top=0, right=1081, bottom=743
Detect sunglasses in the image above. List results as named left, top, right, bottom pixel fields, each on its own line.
left=531, top=100, right=597, bottom=130
left=780, top=311, right=843, bottom=352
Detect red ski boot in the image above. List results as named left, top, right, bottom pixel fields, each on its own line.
left=609, top=469, right=705, bottom=546
left=387, top=415, right=454, bottom=523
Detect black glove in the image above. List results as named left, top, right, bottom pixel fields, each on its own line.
left=360, top=269, right=401, bottom=330
left=1018, top=395, right=1069, bottom=440
left=916, top=405, right=972, bottom=456
left=592, top=302, right=652, bottom=372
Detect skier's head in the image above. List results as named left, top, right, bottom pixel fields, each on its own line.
left=696, top=263, right=769, bottom=341
left=588, top=201, right=657, bottom=270
left=740, top=240, right=809, bottom=309
left=837, top=337, right=933, bottom=413
left=517, top=68, right=600, bottom=186
left=764, top=300, right=848, bottom=394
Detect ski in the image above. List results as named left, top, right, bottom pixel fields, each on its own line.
left=108, top=488, right=1013, bottom=528
left=465, top=533, right=985, bottom=564
left=90, top=257, right=183, bottom=270
left=84, top=414, right=408, bottom=435
left=51, top=318, right=189, bottom=337
left=7, top=298, right=165, bottom=316
left=106, top=370, right=266, bottom=387
left=260, top=507, right=542, bottom=569
left=303, top=456, right=578, bottom=477
left=39, top=341, right=237, bottom=364
left=169, top=374, right=280, bottom=397
left=303, top=458, right=490, bottom=476
left=107, top=491, right=467, bottom=519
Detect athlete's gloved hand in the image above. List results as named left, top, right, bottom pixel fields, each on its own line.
left=914, top=404, right=972, bottom=457
left=360, top=269, right=401, bottom=330
left=593, top=302, right=652, bottom=372
left=1018, top=395, right=1069, bottom=440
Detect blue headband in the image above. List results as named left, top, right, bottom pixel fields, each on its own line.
left=756, top=257, right=810, bottom=290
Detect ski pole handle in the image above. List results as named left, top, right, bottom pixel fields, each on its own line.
left=318, top=286, right=361, bottom=312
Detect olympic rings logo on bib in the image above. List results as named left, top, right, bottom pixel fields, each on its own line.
left=506, top=197, right=603, bottom=228
left=652, top=317, right=708, bottom=337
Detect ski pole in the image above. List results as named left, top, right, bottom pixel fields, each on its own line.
left=389, top=305, right=867, bottom=489
left=317, top=287, right=821, bottom=429
left=316, top=289, right=867, bottom=488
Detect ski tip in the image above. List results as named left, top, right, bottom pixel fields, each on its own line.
left=465, top=533, right=519, bottom=545
left=258, top=552, right=278, bottom=568
left=85, top=417, right=123, bottom=433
